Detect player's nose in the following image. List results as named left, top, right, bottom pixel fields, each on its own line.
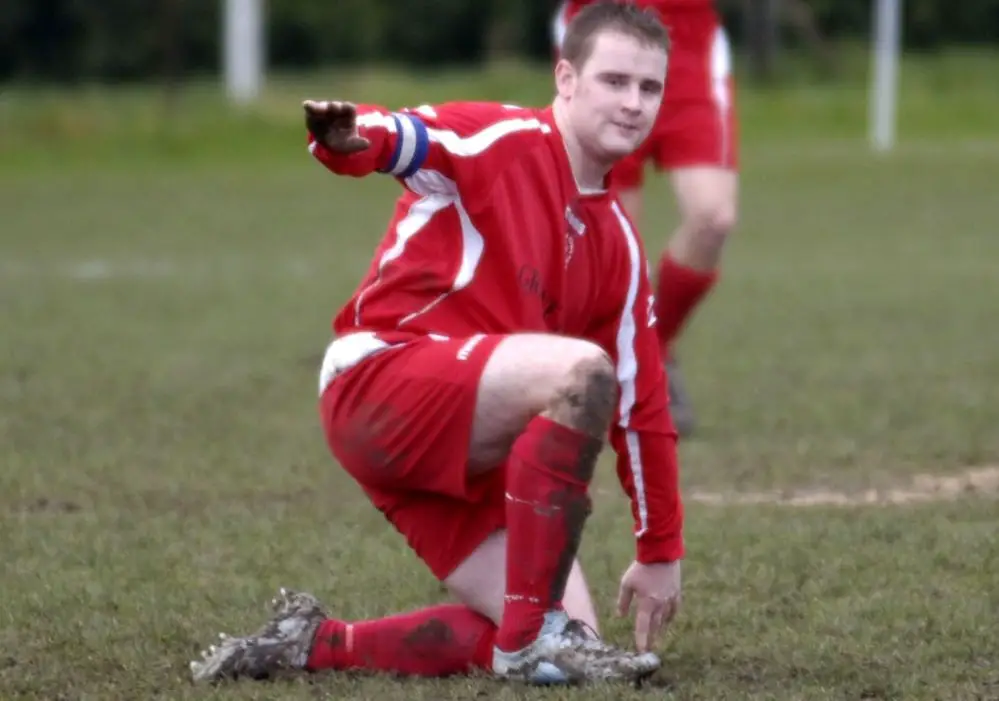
left=621, top=84, right=642, bottom=112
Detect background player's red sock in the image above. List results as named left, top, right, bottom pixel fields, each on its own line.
left=306, top=604, right=496, bottom=677
left=495, top=416, right=601, bottom=652
left=655, top=253, right=718, bottom=351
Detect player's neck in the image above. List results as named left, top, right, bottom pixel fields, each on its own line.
left=552, top=101, right=609, bottom=193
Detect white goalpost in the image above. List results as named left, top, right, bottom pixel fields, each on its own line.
left=220, top=0, right=902, bottom=150
left=223, top=0, right=265, bottom=104
left=869, top=0, right=903, bottom=152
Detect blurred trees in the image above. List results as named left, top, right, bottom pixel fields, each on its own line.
left=1, top=0, right=996, bottom=82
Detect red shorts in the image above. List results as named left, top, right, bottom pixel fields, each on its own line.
left=319, top=333, right=508, bottom=581
left=554, top=6, right=740, bottom=189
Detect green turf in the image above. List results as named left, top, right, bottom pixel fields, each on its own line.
left=2, top=53, right=998, bottom=699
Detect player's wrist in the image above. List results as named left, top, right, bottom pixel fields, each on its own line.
left=636, top=532, right=684, bottom=564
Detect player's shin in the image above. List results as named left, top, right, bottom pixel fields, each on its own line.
left=655, top=252, right=718, bottom=350
left=496, top=426, right=601, bottom=651
left=495, top=357, right=614, bottom=652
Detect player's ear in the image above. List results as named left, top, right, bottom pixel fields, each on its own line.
left=554, top=58, right=577, bottom=99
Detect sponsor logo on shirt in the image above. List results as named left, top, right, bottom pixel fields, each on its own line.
left=518, top=264, right=561, bottom=318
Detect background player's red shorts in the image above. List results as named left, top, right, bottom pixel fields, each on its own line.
left=612, top=12, right=740, bottom=190
left=319, top=333, right=508, bottom=581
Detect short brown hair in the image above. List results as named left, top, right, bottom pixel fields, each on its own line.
left=561, top=1, right=670, bottom=68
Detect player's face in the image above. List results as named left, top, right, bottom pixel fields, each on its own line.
left=560, top=31, right=667, bottom=163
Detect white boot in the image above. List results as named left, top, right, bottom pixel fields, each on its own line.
left=492, top=610, right=661, bottom=685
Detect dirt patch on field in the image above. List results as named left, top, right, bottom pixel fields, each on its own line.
left=687, top=465, right=999, bottom=507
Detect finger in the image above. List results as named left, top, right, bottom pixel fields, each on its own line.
left=647, top=604, right=666, bottom=649
left=616, top=583, right=633, bottom=618
left=344, top=136, right=371, bottom=153
left=646, top=598, right=668, bottom=646
left=328, top=100, right=356, bottom=119
left=634, top=600, right=653, bottom=652
left=302, top=99, right=327, bottom=115
left=303, top=100, right=353, bottom=119
left=661, top=597, right=679, bottom=628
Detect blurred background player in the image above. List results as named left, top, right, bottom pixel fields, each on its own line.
left=554, top=0, right=740, bottom=436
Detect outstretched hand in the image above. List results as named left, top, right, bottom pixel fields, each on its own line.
left=617, top=560, right=682, bottom=652
left=302, top=100, right=371, bottom=154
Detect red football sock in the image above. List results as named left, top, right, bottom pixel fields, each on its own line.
left=306, top=604, right=496, bottom=677
left=495, top=416, right=601, bottom=652
left=655, top=253, right=719, bottom=351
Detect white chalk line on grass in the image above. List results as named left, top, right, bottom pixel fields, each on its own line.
left=684, top=466, right=999, bottom=508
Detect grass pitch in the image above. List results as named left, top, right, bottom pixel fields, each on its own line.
left=2, top=53, right=998, bottom=699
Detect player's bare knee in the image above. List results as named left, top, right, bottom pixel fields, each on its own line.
left=543, top=349, right=616, bottom=438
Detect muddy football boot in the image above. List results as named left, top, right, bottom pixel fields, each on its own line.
left=190, top=588, right=326, bottom=683
left=492, top=610, right=661, bottom=685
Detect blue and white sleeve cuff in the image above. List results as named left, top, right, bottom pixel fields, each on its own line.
left=380, top=112, right=430, bottom=178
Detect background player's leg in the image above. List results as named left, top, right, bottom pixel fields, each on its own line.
left=654, top=22, right=740, bottom=436
left=665, top=166, right=738, bottom=275
left=656, top=166, right=737, bottom=435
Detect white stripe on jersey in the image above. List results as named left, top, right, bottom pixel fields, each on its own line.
left=357, top=112, right=398, bottom=130
left=397, top=174, right=484, bottom=326
left=354, top=172, right=486, bottom=329
left=356, top=112, right=551, bottom=182
left=610, top=200, right=649, bottom=537
left=353, top=192, right=453, bottom=326
left=426, top=117, right=551, bottom=158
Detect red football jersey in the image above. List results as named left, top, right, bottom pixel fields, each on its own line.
left=309, top=101, right=683, bottom=563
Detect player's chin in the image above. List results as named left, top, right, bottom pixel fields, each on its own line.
left=610, top=123, right=645, bottom=144
left=603, top=138, right=642, bottom=161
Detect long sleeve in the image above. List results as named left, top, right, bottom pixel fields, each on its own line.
left=589, top=202, right=684, bottom=564
left=307, top=102, right=552, bottom=200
